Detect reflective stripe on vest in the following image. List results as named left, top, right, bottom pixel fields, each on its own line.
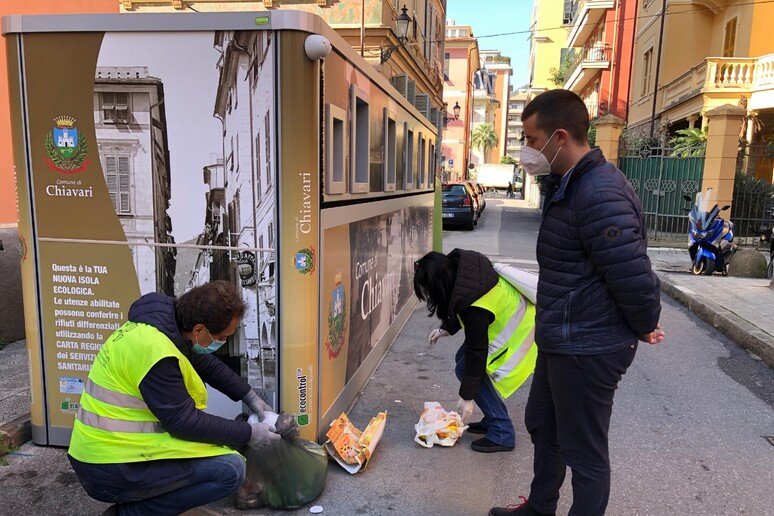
left=76, top=405, right=164, bottom=434
left=84, top=378, right=149, bottom=410
left=487, top=292, right=536, bottom=383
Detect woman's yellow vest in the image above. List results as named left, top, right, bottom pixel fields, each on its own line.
left=68, top=321, right=240, bottom=464
left=459, top=276, right=537, bottom=399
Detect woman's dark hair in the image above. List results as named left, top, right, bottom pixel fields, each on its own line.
left=413, top=251, right=457, bottom=320
left=176, top=280, right=246, bottom=333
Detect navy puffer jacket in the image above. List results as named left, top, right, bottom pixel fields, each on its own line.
left=536, top=148, right=661, bottom=355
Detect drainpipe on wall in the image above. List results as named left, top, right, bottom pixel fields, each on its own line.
left=649, top=0, right=667, bottom=138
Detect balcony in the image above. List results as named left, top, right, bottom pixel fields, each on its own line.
left=566, top=0, right=615, bottom=48
left=563, top=44, right=611, bottom=93
left=659, top=53, right=774, bottom=115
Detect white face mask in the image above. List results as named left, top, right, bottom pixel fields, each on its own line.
left=520, top=130, right=562, bottom=176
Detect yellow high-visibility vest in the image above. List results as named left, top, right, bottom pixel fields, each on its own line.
left=460, top=277, right=537, bottom=399
left=68, top=321, right=241, bottom=464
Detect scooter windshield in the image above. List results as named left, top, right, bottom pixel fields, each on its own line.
left=688, top=188, right=720, bottom=231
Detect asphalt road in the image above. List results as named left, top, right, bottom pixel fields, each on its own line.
left=443, top=194, right=774, bottom=515
left=1, top=195, right=772, bottom=515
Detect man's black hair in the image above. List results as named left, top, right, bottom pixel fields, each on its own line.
left=521, top=89, right=590, bottom=144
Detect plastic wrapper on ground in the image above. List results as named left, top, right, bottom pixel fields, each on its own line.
left=414, top=401, right=468, bottom=448
left=324, top=411, right=387, bottom=474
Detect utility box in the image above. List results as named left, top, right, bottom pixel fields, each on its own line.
left=3, top=12, right=436, bottom=446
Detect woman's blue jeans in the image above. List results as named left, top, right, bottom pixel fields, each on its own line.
left=455, top=345, right=516, bottom=447
left=77, top=454, right=246, bottom=515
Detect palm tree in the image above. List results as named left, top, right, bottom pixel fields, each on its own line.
left=471, top=123, right=498, bottom=163
left=669, top=128, right=707, bottom=158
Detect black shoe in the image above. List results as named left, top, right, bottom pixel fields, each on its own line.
left=466, top=420, right=487, bottom=434
left=471, top=437, right=514, bottom=453
left=489, top=497, right=555, bottom=516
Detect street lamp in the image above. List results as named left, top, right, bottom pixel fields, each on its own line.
left=443, top=101, right=461, bottom=126
left=380, top=5, right=412, bottom=64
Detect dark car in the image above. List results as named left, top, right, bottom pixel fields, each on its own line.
left=442, top=182, right=477, bottom=230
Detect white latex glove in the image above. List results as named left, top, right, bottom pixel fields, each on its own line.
left=248, top=421, right=281, bottom=447
left=427, top=328, right=450, bottom=346
left=456, top=398, right=474, bottom=424
left=243, top=390, right=272, bottom=420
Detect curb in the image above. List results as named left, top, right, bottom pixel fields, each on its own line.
left=0, top=413, right=31, bottom=455
left=658, top=273, right=774, bottom=369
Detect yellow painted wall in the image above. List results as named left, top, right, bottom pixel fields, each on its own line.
left=531, top=0, right=568, bottom=90
left=749, top=2, right=774, bottom=56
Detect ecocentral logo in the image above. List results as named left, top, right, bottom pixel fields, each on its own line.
left=296, top=367, right=309, bottom=426
left=45, top=115, right=89, bottom=173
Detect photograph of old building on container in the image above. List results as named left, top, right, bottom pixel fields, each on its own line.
left=93, top=66, right=175, bottom=297
left=95, top=30, right=278, bottom=409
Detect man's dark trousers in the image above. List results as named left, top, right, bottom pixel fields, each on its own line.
left=525, top=345, right=637, bottom=516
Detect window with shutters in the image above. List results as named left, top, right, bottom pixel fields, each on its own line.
left=100, top=92, right=131, bottom=124
left=444, top=52, right=450, bottom=81
left=723, top=18, right=736, bottom=57
left=255, top=133, right=262, bottom=199
left=103, top=155, right=132, bottom=214
left=264, top=112, right=272, bottom=188
left=641, top=48, right=653, bottom=97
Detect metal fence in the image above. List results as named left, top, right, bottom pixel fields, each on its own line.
left=733, top=143, right=774, bottom=245
left=619, top=143, right=704, bottom=241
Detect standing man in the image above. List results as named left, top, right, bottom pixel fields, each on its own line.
left=68, top=280, right=280, bottom=515
left=489, top=90, right=664, bottom=516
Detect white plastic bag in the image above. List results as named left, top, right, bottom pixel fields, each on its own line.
left=414, top=402, right=468, bottom=448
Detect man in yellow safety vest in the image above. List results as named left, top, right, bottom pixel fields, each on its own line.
left=68, top=280, right=279, bottom=515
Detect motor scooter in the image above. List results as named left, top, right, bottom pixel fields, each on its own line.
left=683, top=188, right=736, bottom=275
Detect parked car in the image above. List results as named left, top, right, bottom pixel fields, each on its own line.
left=441, top=182, right=477, bottom=230
left=463, top=180, right=483, bottom=218
left=475, top=182, right=487, bottom=211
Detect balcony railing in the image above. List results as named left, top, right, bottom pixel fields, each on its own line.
left=566, top=0, right=615, bottom=48
left=660, top=53, right=774, bottom=112
left=565, top=44, right=612, bottom=82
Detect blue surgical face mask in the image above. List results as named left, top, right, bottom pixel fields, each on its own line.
left=192, top=328, right=227, bottom=354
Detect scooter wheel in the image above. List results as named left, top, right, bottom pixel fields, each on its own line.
left=691, top=259, right=706, bottom=275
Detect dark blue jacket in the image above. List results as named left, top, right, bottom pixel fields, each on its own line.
left=69, top=293, right=251, bottom=490
left=535, top=148, right=661, bottom=355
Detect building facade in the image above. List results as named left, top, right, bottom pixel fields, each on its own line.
left=562, top=0, right=637, bottom=120
left=94, top=66, right=175, bottom=296
left=470, top=66, right=499, bottom=167
left=628, top=0, right=774, bottom=151
left=442, top=22, right=478, bottom=181
left=118, top=0, right=446, bottom=145
left=506, top=88, right=528, bottom=161
left=527, top=0, right=569, bottom=101
left=480, top=50, right=513, bottom=162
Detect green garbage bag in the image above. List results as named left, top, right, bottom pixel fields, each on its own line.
left=234, top=412, right=328, bottom=510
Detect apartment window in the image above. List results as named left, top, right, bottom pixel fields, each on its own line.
left=384, top=109, right=397, bottom=192
left=264, top=112, right=272, bottom=188
left=641, top=48, right=654, bottom=97
left=326, top=104, right=347, bottom=194
left=268, top=222, right=274, bottom=249
left=428, top=141, right=436, bottom=186
left=444, top=52, right=450, bottom=80
left=100, top=92, right=130, bottom=124
left=417, top=133, right=426, bottom=189
left=404, top=125, right=414, bottom=189
left=254, top=133, right=262, bottom=198
left=723, top=17, right=737, bottom=57
left=350, top=85, right=370, bottom=193
left=103, top=155, right=131, bottom=214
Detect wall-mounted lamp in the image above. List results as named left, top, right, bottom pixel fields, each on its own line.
left=380, top=5, right=412, bottom=64
left=443, top=101, right=461, bottom=126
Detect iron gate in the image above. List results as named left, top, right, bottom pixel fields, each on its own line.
left=732, top=143, right=774, bottom=245
left=618, top=143, right=704, bottom=241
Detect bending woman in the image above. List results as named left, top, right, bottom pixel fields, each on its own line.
left=413, top=249, right=537, bottom=453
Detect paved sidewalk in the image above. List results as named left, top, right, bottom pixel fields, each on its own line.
left=2, top=246, right=773, bottom=448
